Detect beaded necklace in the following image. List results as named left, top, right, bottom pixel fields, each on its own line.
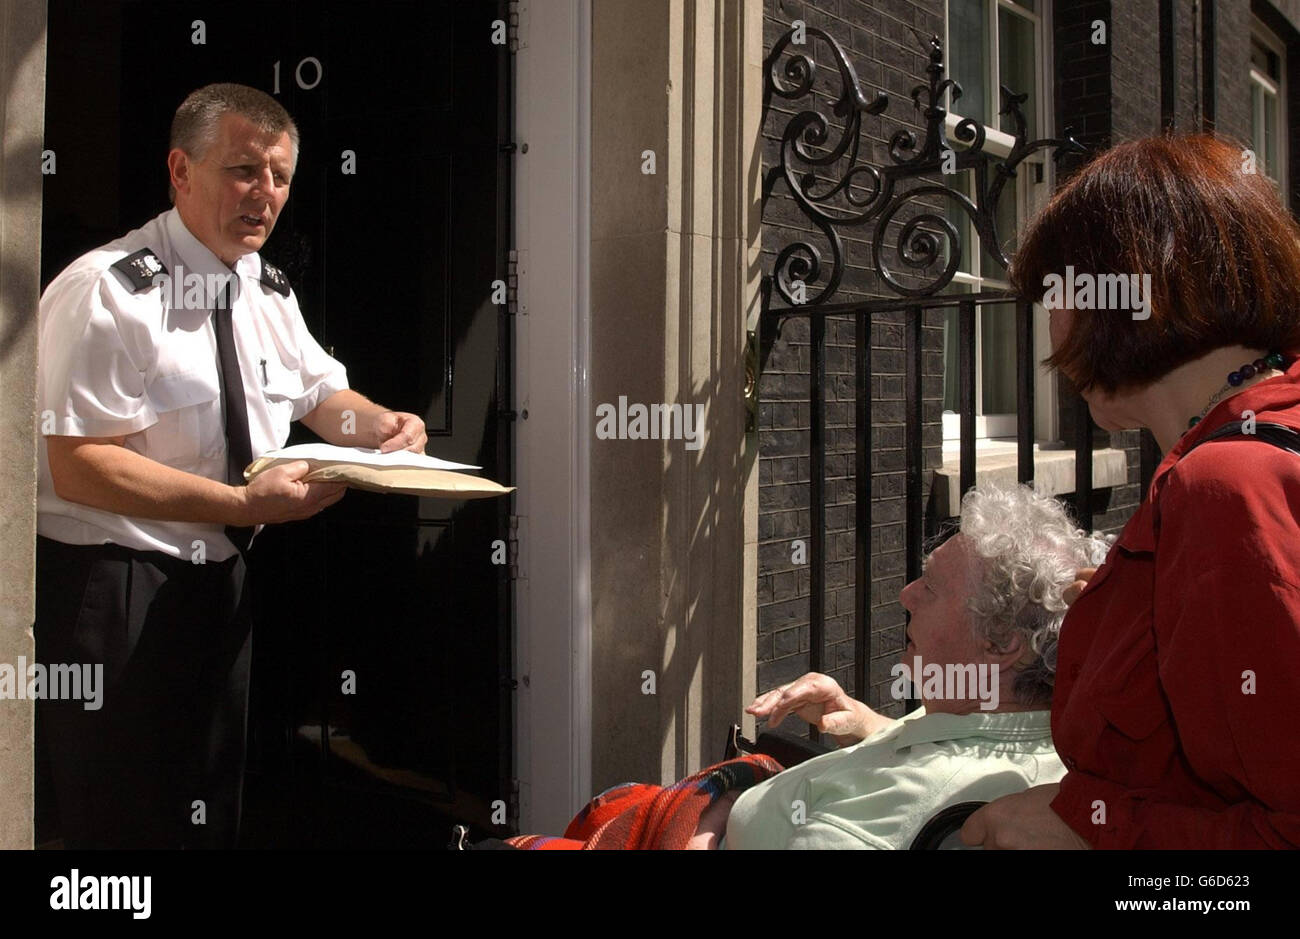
left=1187, top=351, right=1291, bottom=429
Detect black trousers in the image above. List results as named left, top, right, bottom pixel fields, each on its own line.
left=35, top=535, right=252, bottom=849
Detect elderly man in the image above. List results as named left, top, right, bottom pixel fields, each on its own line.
left=709, top=483, right=1109, bottom=849
left=500, top=483, right=1108, bottom=850
left=36, top=83, right=427, bottom=848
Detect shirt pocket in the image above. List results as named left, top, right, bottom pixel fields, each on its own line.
left=260, top=359, right=305, bottom=441
left=142, top=366, right=222, bottom=468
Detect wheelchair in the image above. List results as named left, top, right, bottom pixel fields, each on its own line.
left=451, top=722, right=985, bottom=850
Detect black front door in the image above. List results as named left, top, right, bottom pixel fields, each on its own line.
left=41, top=0, right=514, bottom=847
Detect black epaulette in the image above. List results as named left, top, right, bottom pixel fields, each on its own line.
left=259, top=259, right=291, bottom=297
left=109, top=248, right=168, bottom=292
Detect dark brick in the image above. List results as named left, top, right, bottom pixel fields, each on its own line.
left=758, top=653, right=813, bottom=692
left=759, top=597, right=808, bottom=634
left=773, top=626, right=801, bottom=656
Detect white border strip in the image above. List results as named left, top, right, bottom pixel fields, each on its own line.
left=571, top=0, right=593, bottom=823
left=512, top=0, right=592, bottom=832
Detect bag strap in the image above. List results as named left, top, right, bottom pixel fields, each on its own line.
left=1180, top=420, right=1300, bottom=461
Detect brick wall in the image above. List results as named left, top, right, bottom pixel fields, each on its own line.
left=758, top=0, right=945, bottom=718
left=1216, top=0, right=1254, bottom=143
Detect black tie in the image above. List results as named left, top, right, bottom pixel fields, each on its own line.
left=212, top=278, right=255, bottom=553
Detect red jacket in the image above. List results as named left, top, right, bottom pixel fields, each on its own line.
left=1051, top=355, right=1300, bottom=849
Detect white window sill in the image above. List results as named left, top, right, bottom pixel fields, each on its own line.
left=933, top=437, right=1128, bottom=518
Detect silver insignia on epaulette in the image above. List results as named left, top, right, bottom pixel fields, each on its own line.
left=131, top=254, right=162, bottom=278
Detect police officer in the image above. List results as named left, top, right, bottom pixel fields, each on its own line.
left=35, top=83, right=427, bottom=848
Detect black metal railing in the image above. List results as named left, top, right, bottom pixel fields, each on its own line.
left=759, top=27, right=1093, bottom=718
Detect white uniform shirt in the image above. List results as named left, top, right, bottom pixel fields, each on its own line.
left=37, top=208, right=349, bottom=562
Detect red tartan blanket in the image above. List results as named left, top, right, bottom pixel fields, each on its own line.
left=506, top=753, right=785, bottom=849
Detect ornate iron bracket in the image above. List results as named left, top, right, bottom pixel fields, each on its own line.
left=761, top=27, right=1087, bottom=312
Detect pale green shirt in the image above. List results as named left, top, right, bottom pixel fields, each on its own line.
left=723, top=707, right=1064, bottom=849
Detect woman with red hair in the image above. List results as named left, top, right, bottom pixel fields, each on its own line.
left=963, top=134, right=1300, bottom=849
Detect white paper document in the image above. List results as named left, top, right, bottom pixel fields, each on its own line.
left=255, top=443, right=480, bottom=472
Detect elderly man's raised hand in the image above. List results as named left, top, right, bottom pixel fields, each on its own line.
left=746, top=672, right=891, bottom=746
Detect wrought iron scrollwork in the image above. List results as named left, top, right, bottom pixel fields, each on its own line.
left=762, top=28, right=1087, bottom=309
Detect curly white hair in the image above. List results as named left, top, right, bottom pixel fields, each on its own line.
left=948, top=481, right=1114, bottom=707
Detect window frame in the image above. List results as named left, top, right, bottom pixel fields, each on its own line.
left=1250, top=18, right=1288, bottom=199
left=940, top=0, right=1059, bottom=445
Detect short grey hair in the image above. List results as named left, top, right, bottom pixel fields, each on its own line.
left=949, top=482, right=1114, bottom=708
left=168, top=83, right=300, bottom=203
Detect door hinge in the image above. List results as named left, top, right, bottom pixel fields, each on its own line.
left=506, top=248, right=526, bottom=315
left=507, top=513, right=521, bottom=580
left=508, top=0, right=525, bottom=53
left=506, top=778, right=521, bottom=828
left=506, top=249, right=518, bottom=315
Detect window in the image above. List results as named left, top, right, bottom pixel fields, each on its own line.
left=1251, top=21, right=1287, bottom=197
left=940, top=0, right=1058, bottom=446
